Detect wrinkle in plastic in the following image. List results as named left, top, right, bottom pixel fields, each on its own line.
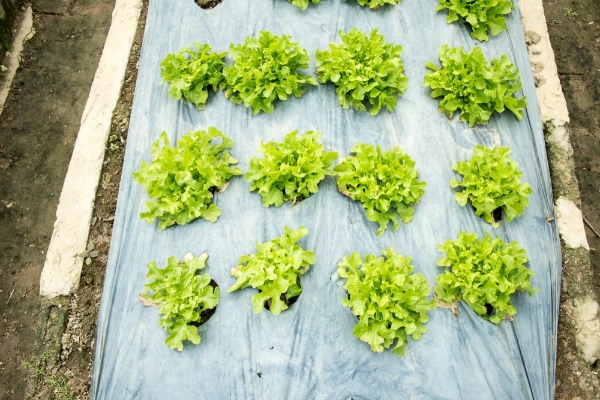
left=92, top=0, right=560, bottom=398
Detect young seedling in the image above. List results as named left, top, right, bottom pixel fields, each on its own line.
left=79, top=242, right=99, bottom=265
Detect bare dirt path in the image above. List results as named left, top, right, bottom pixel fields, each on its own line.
left=0, top=0, right=598, bottom=398
left=0, top=0, right=115, bottom=398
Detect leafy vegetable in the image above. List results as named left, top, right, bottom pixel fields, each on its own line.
left=287, top=0, right=320, bottom=10
left=246, top=130, right=338, bottom=207
left=353, top=0, right=401, bottom=8
left=435, top=232, right=537, bottom=323
left=223, top=31, right=317, bottom=114
left=133, top=127, right=242, bottom=230
left=315, top=28, right=408, bottom=115
left=436, top=0, right=513, bottom=41
left=228, top=226, right=315, bottom=315
left=140, top=253, right=220, bottom=351
left=335, top=143, right=426, bottom=235
left=451, top=145, right=532, bottom=228
left=424, top=45, right=526, bottom=126
left=338, top=248, right=435, bottom=356
left=159, top=42, right=226, bottom=110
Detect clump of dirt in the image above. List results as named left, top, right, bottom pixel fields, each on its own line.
left=195, top=0, right=222, bottom=10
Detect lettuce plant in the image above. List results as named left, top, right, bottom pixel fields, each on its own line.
left=159, top=42, right=226, bottom=110
left=315, top=28, right=408, bottom=115
left=246, top=130, right=338, bottom=207
left=435, top=232, right=538, bottom=324
left=287, top=0, right=320, bottom=10
left=335, top=143, right=426, bottom=235
left=140, top=253, right=220, bottom=351
left=133, top=127, right=242, bottom=230
left=223, top=31, right=317, bottom=114
left=228, top=226, right=315, bottom=315
left=338, top=248, right=435, bottom=356
left=436, top=0, right=513, bottom=41
left=424, top=45, right=526, bottom=127
left=353, top=0, right=401, bottom=8
left=451, top=145, right=532, bottom=228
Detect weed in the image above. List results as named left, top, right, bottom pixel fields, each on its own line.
left=565, top=8, right=578, bottom=18
left=79, top=242, right=99, bottom=265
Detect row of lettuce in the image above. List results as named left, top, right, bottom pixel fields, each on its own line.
left=141, top=226, right=536, bottom=354
left=135, top=127, right=536, bottom=353
left=161, top=29, right=526, bottom=126
left=287, top=0, right=512, bottom=44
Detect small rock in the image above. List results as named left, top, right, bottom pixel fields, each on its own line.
left=525, top=31, right=541, bottom=45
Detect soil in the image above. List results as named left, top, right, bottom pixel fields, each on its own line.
left=0, top=0, right=598, bottom=398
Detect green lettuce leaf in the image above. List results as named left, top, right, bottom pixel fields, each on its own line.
left=338, top=248, right=436, bottom=356
left=287, top=0, right=320, bottom=10
left=223, top=31, right=317, bottom=114
left=436, top=0, right=513, bottom=41
left=435, top=232, right=538, bottom=324
left=451, top=145, right=532, bottom=228
left=228, top=226, right=315, bottom=315
left=246, top=130, right=338, bottom=207
left=133, top=127, right=242, bottom=229
left=140, top=253, right=220, bottom=351
left=159, top=42, right=226, bottom=110
left=354, top=0, right=401, bottom=9
left=335, top=143, right=426, bottom=235
left=424, top=45, right=527, bottom=126
left=316, top=28, right=408, bottom=115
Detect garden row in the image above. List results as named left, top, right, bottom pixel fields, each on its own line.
left=141, top=225, right=537, bottom=356
left=286, top=0, right=513, bottom=44
left=134, top=128, right=531, bottom=233
left=161, top=29, right=526, bottom=126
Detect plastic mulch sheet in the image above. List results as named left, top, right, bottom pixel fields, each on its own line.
left=91, top=0, right=561, bottom=398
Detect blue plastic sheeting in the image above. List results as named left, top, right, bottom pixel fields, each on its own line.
left=91, top=0, right=561, bottom=398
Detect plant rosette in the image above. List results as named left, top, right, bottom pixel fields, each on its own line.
left=352, top=0, right=401, bottom=8
left=159, top=42, right=226, bottom=110
left=335, top=143, right=426, bottom=236
left=315, top=28, right=408, bottom=115
left=436, top=0, right=513, bottom=41
left=424, top=45, right=526, bottom=127
left=140, top=253, right=220, bottom=351
left=133, top=127, right=242, bottom=230
left=287, top=0, right=320, bottom=10
left=338, top=248, right=435, bottom=357
left=223, top=31, right=317, bottom=114
left=451, top=145, right=532, bottom=228
left=228, top=226, right=315, bottom=315
left=246, top=130, right=338, bottom=207
left=435, top=232, right=538, bottom=324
